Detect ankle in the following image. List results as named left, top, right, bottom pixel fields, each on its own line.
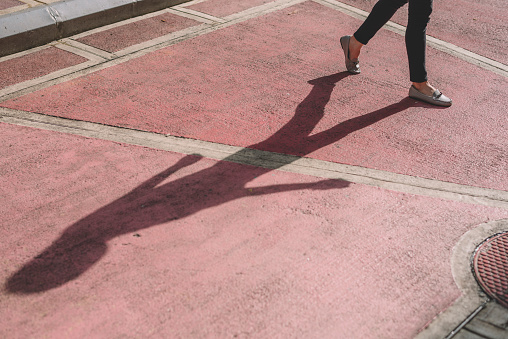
left=349, top=36, right=363, bottom=60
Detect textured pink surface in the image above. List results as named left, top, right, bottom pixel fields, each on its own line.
left=76, top=12, right=200, bottom=53
left=2, top=123, right=508, bottom=338
left=3, top=2, right=507, bottom=191
left=0, top=47, right=87, bottom=89
left=189, top=0, right=277, bottom=18
left=0, top=0, right=23, bottom=10
left=339, top=0, right=508, bottom=65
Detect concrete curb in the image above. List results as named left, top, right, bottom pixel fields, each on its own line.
left=0, top=0, right=190, bottom=57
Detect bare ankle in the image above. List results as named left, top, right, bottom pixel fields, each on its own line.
left=349, top=36, right=363, bottom=60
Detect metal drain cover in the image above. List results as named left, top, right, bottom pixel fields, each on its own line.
left=473, top=232, right=508, bottom=308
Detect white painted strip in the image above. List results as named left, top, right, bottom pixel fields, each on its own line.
left=58, top=38, right=117, bottom=60
left=313, top=0, right=508, bottom=77
left=56, top=39, right=112, bottom=61
left=171, top=7, right=226, bottom=23
left=69, top=6, right=188, bottom=39
left=0, top=4, right=30, bottom=16
left=174, top=0, right=210, bottom=8
left=113, top=22, right=211, bottom=57
left=1, top=107, right=507, bottom=209
left=0, top=44, right=53, bottom=63
left=19, top=0, right=41, bottom=5
left=0, top=60, right=98, bottom=98
left=166, top=8, right=218, bottom=24
left=223, top=0, right=307, bottom=22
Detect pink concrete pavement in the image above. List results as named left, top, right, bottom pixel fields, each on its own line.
left=2, top=123, right=508, bottom=338
left=3, top=1, right=507, bottom=191
left=2, top=0, right=508, bottom=338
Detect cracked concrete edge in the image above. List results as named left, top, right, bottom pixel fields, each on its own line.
left=0, top=0, right=192, bottom=57
left=416, top=219, right=508, bottom=339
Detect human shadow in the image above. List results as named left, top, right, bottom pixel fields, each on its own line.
left=6, top=72, right=421, bottom=294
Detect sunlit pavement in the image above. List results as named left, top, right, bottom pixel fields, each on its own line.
left=1, top=0, right=507, bottom=337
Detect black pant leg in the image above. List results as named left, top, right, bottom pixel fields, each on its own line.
left=354, top=0, right=408, bottom=45
left=406, top=0, right=433, bottom=82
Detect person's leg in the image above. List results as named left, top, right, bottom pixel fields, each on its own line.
left=406, top=0, right=434, bottom=94
left=349, top=0, right=408, bottom=60
left=405, top=0, right=451, bottom=106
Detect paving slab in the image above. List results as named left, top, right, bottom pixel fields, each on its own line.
left=2, top=122, right=508, bottom=338
left=0, top=47, right=88, bottom=90
left=75, top=11, right=201, bottom=53
left=3, top=1, right=507, bottom=191
left=0, top=0, right=24, bottom=11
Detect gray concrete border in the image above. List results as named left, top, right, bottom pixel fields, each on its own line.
left=0, top=0, right=191, bottom=57
left=2, top=107, right=508, bottom=211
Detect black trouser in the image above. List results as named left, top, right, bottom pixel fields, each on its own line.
left=354, top=0, right=433, bottom=83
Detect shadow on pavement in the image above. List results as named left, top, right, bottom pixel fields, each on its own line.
left=6, top=72, right=429, bottom=294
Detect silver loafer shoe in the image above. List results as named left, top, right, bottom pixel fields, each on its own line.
left=340, top=35, right=360, bottom=74
left=409, top=85, right=452, bottom=107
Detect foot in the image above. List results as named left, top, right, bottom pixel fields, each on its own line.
left=412, top=81, right=437, bottom=97
left=340, top=35, right=361, bottom=74
left=409, top=82, right=452, bottom=107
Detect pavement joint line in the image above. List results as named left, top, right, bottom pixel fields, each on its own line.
left=174, top=0, right=210, bottom=8
left=110, top=22, right=214, bottom=57
left=222, top=0, right=307, bottom=22
left=0, top=4, right=29, bottom=16
left=68, top=6, right=192, bottom=40
left=0, top=44, right=54, bottom=64
left=166, top=8, right=219, bottom=24
left=21, top=0, right=42, bottom=4
left=0, top=60, right=100, bottom=99
left=313, top=0, right=508, bottom=78
left=57, top=39, right=116, bottom=61
left=171, top=7, right=226, bottom=23
left=2, top=107, right=508, bottom=210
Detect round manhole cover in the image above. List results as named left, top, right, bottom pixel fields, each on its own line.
left=473, top=232, right=508, bottom=308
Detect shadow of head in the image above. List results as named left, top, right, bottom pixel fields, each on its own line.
left=6, top=239, right=107, bottom=294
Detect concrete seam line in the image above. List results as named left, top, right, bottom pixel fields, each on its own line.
left=0, top=60, right=101, bottom=98
left=0, top=4, right=30, bottom=16
left=1, top=107, right=508, bottom=209
left=172, top=7, right=226, bottom=23
left=112, top=22, right=213, bottom=57
left=69, top=6, right=193, bottom=40
left=166, top=8, right=218, bottom=24
left=312, top=0, right=508, bottom=77
left=174, top=0, right=209, bottom=7
left=0, top=44, right=54, bottom=63
left=54, top=40, right=111, bottom=62
left=58, top=38, right=117, bottom=60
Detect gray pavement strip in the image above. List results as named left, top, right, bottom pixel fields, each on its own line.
left=2, top=106, right=508, bottom=210
left=0, top=0, right=192, bottom=57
